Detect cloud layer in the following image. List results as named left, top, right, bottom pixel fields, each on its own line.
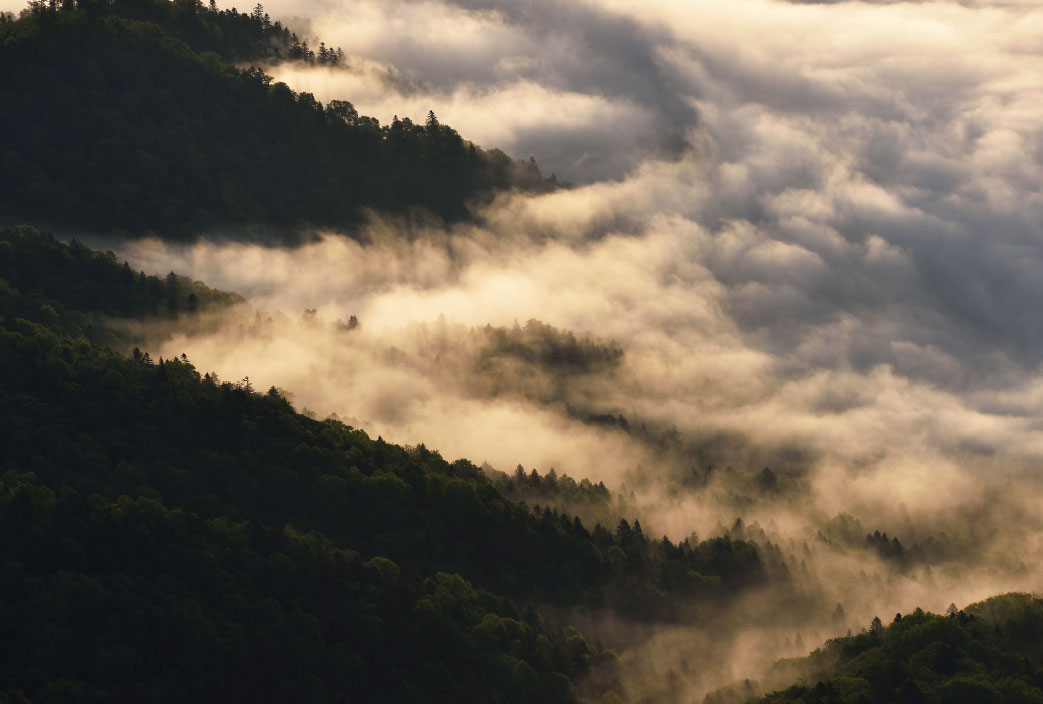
left=254, top=0, right=1043, bottom=379
left=94, top=0, right=1043, bottom=697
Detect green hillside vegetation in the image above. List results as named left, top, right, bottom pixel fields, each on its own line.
left=471, top=319, right=626, bottom=415
left=0, top=0, right=556, bottom=240
left=476, top=320, right=624, bottom=377
left=0, top=226, right=241, bottom=348
left=737, top=594, right=1043, bottom=704
left=815, top=513, right=979, bottom=574
left=412, top=317, right=625, bottom=414
left=0, top=227, right=774, bottom=702
left=20, top=0, right=334, bottom=65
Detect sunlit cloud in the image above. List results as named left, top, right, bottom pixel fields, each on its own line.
left=80, top=0, right=1043, bottom=696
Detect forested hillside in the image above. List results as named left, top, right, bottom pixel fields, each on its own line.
left=4, top=0, right=1036, bottom=701
left=0, top=0, right=555, bottom=240
left=725, top=594, right=1043, bottom=704
left=0, top=228, right=775, bottom=701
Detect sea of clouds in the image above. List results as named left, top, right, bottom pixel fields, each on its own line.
left=83, top=0, right=1043, bottom=695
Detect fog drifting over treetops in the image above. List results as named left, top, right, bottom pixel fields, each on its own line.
left=94, top=0, right=1043, bottom=695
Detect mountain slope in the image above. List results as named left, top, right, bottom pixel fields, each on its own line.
left=728, top=594, right=1043, bottom=704
left=0, top=227, right=774, bottom=702
left=0, top=1, right=554, bottom=240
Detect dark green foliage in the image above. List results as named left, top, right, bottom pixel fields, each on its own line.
left=469, top=319, right=627, bottom=421
left=816, top=514, right=971, bottom=572
left=967, top=593, right=1043, bottom=665
left=20, top=0, right=325, bottom=64
left=496, top=465, right=612, bottom=506
left=0, top=480, right=608, bottom=703
left=865, top=530, right=907, bottom=564
left=0, top=1, right=556, bottom=240
left=0, top=229, right=767, bottom=701
left=477, top=319, right=624, bottom=376
left=0, top=225, right=241, bottom=317
left=758, top=596, right=1043, bottom=704
left=491, top=465, right=771, bottom=612
left=0, top=225, right=240, bottom=344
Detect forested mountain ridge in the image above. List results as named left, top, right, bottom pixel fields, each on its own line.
left=0, top=228, right=775, bottom=701
left=15, top=0, right=333, bottom=64
left=724, top=593, right=1043, bottom=704
left=0, top=0, right=556, bottom=241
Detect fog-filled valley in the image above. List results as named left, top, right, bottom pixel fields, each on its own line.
left=2, top=0, right=1043, bottom=701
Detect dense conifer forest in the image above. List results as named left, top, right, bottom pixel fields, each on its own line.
left=6, top=230, right=1041, bottom=703
left=738, top=595, right=1043, bottom=704
left=0, top=0, right=555, bottom=240
left=0, top=227, right=776, bottom=701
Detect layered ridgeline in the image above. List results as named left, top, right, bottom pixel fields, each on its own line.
left=7, top=233, right=1039, bottom=703
left=0, top=1, right=556, bottom=240
left=5, top=248, right=1043, bottom=704
left=0, top=229, right=779, bottom=701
